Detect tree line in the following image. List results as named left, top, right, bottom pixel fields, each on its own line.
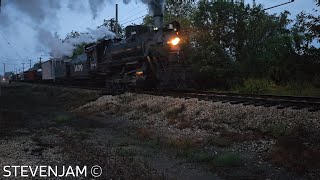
left=144, top=1, right=320, bottom=93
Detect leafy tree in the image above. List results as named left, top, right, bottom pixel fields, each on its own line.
left=100, top=18, right=124, bottom=38
left=189, top=0, right=320, bottom=87
left=143, top=0, right=195, bottom=28
left=133, top=0, right=320, bottom=90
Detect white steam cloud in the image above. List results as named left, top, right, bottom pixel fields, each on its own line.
left=38, top=27, right=115, bottom=58
left=0, top=0, right=160, bottom=60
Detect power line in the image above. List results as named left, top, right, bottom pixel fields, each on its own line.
left=122, top=15, right=146, bottom=25
left=0, top=31, right=24, bottom=62
left=119, top=6, right=142, bottom=20
left=121, top=9, right=147, bottom=21
left=263, top=0, right=294, bottom=11
left=120, top=9, right=148, bottom=23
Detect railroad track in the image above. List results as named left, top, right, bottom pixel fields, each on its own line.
left=143, top=90, right=320, bottom=112
left=13, top=82, right=320, bottom=112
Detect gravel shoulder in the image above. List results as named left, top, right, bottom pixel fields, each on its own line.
left=1, top=83, right=319, bottom=179
left=76, top=93, right=320, bottom=179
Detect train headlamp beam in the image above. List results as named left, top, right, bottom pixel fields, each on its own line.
left=168, top=37, right=180, bottom=46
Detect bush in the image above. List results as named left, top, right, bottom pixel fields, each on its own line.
left=313, top=74, right=320, bottom=88
left=55, top=114, right=72, bottom=124
left=261, top=122, right=289, bottom=138
left=238, top=79, right=270, bottom=94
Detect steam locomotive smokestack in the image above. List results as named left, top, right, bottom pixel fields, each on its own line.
left=150, top=0, right=164, bottom=29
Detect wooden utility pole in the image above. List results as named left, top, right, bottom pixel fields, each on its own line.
left=115, top=3, right=119, bottom=37
left=29, top=60, right=32, bottom=69
left=3, top=63, right=5, bottom=76
left=22, top=63, right=25, bottom=72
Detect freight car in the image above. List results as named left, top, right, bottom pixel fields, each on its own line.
left=23, top=70, right=41, bottom=82
left=41, top=59, right=70, bottom=84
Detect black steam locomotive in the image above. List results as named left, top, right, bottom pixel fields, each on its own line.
left=69, top=20, right=189, bottom=91
left=16, top=0, right=191, bottom=92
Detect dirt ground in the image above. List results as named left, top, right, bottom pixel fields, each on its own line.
left=0, top=83, right=319, bottom=179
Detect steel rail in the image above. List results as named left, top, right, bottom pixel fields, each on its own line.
left=142, top=90, right=320, bottom=112
left=13, top=82, right=320, bottom=112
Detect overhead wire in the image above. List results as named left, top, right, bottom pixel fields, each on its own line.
left=0, top=30, right=24, bottom=62
left=119, top=5, right=142, bottom=21
left=122, top=15, right=146, bottom=25
left=120, top=9, right=148, bottom=23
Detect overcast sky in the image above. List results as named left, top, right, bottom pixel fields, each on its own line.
left=0, top=0, right=319, bottom=73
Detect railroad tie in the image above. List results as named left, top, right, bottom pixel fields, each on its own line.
left=242, top=101, right=255, bottom=106
left=291, top=106, right=305, bottom=110
left=263, top=103, right=275, bottom=107
left=230, top=101, right=242, bottom=105
left=276, top=105, right=287, bottom=109
left=221, top=100, right=230, bottom=103
left=253, top=102, right=265, bottom=106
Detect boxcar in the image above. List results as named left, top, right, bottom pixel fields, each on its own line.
left=23, top=70, right=41, bottom=82
left=41, top=59, right=69, bottom=82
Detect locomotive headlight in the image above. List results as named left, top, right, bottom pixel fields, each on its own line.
left=168, top=37, right=180, bottom=46
left=136, top=71, right=144, bottom=76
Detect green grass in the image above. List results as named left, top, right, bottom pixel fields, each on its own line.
left=177, top=149, right=242, bottom=167
left=269, top=84, right=320, bottom=97
left=54, top=114, right=72, bottom=124
left=193, top=151, right=213, bottom=162
left=207, top=136, right=233, bottom=147
left=117, top=147, right=137, bottom=157
left=213, top=152, right=241, bottom=167
left=237, top=79, right=270, bottom=94
left=78, top=128, right=94, bottom=133
left=209, top=81, right=320, bottom=97
left=176, top=149, right=215, bottom=163
left=260, top=122, right=290, bottom=138
left=76, top=128, right=95, bottom=140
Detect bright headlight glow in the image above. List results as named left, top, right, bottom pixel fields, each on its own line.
left=169, top=37, right=180, bottom=46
